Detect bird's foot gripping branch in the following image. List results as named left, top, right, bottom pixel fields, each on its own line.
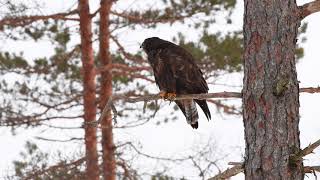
left=159, top=91, right=177, bottom=101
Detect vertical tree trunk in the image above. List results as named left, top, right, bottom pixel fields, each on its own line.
left=99, top=0, right=116, bottom=180
left=78, top=0, right=99, bottom=179
left=243, top=0, right=304, bottom=179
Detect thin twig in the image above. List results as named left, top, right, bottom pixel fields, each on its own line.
left=35, top=136, right=83, bottom=142
left=208, top=164, right=243, bottom=180
left=110, top=10, right=192, bottom=24
left=228, top=162, right=243, bottom=166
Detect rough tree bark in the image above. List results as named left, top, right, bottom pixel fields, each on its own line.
left=243, top=0, right=304, bottom=179
left=99, top=0, right=116, bottom=180
left=78, top=0, right=99, bottom=179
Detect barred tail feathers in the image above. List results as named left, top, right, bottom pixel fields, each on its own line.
left=194, top=99, right=211, bottom=120
left=175, top=100, right=199, bottom=129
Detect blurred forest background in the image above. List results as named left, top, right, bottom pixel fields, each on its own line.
left=0, top=0, right=318, bottom=179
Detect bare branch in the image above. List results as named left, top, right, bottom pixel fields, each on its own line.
left=0, top=9, right=79, bottom=29
left=211, top=138, right=320, bottom=179
left=91, top=7, right=101, bottom=18
left=291, top=138, right=320, bottom=162
left=299, top=0, right=320, bottom=19
left=209, top=162, right=320, bottom=180
left=40, top=123, right=82, bottom=129
left=228, top=162, right=243, bottom=166
left=35, top=136, right=83, bottom=142
left=300, top=87, right=320, bottom=94
left=304, top=166, right=320, bottom=173
left=110, top=35, right=145, bottom=63
left=122, top=142, right=192, bottom=162
left=112, top=71, right=154, bottom=82
left=96, top=91, right=241, bottom=125
left=110, top=10, right=192, bottom=24
left=95, top=86, right=320, bottom=125
left=208, top=164, right=243, bottom=180
left=207, top=99, right=241, bottom=115
left=97, top=63, right=151, bottom=74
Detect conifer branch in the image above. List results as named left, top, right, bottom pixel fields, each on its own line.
left=24, top=157, right=85, bottom=180
left=0, top=9, right=79, bottom=29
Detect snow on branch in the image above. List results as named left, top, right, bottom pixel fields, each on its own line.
left=299, top=0, right=320, bottom=19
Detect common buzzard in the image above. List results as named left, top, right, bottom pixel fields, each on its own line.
left=141, top=37, right=211, bottom=129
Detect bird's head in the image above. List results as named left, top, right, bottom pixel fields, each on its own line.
left=140, top=37, right=167, bottom=53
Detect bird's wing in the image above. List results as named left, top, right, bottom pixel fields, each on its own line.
left=159, top=46, right=211, bottom=120
left=159, top=46, right=208, bottom=94
left=148, top=49, right=176, bottom=92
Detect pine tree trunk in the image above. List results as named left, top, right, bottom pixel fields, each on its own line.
left=99, top=0, right=116, bottom=180
left=243, top=0, right=304, bottom=179
left=78, top=0, right=99, bottom=179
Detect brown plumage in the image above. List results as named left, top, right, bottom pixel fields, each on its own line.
left=141, top=37, right=211, bottom=129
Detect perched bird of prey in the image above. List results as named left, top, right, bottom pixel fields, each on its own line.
left=141, top=37, right=211, bottom=129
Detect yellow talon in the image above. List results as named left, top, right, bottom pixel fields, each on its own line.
left=159, top=91, right=167, bottom=99
left=158, top=92, right=176, bottom=101
left=166, top=92, right=176, bottom=101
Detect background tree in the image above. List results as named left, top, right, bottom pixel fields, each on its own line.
left=98, top=0, right=115, bottom=179
left=242, top=0, right=320, bottom=179
left=209, top=0, right=320, bottom=179
left=78, top=0, right=100, bottom=178
left=243, top=0, right=304, bottom=179
left=1, top=0, right=318, bottom=179
left=0, top=0, right=245, bottom=179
